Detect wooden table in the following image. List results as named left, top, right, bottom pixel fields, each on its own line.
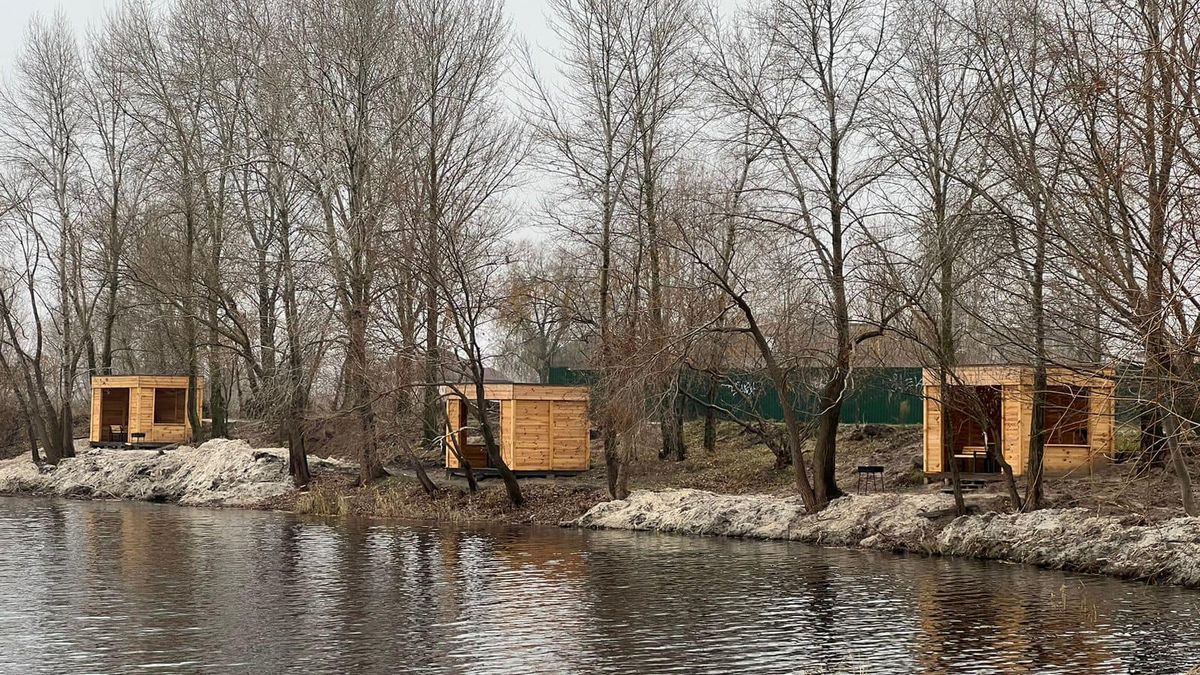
left=953, top=446, right=988, bottom=473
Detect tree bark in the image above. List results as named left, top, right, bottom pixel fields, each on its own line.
left=812, top=365, right=847, bottom=507
left=703, top=376, right=718, bottom=453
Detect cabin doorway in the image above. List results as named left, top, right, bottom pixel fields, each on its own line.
left=457, top=399, right=502, bottom=468
left=99, top=388, right=131, bottom=443
left=945, top=385, right=1003, bottom=474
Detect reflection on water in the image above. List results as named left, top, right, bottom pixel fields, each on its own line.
left=0, top=497, right=1197, bottom=673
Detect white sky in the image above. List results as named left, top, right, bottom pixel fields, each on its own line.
left=0, top=0, right=574, bottom=239
left=0, top=1, right=108, bottom=67
left=0, top=0, right=567, bottom=71
left=0, top=0, right=747, bottom=241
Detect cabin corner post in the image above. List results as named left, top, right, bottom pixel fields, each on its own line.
left=1088, top=380, right=1116, bottom=468
left=1000, top=385, right=1023, bottom=475
left=922, top=378, right=943, bottom=474
left=89, top=383, right=101, bottom=445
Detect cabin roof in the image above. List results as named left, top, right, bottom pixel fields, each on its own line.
left=91, top=375, right=203, bottom=389
left=438, top=382, right=589, bottom=401
left=921, top=364, right=1115, bottom=387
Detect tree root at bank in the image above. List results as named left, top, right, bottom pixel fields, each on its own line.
left=570, top=489, right=1200, bottom=588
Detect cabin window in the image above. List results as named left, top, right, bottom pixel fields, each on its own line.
left=153, top=388, right=188, bottom=424
left=465, top=400, right=502, bottom=446
left=1044, top=386, right=1089, bottom=445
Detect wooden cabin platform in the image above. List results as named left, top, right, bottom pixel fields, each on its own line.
left=446, top=467, right=585, bottom=479
left=90, top=375, right=204, bottom=448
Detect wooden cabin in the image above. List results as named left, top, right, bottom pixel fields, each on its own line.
left=923, top=365, right=1115, bottom=477
left=443, top=384, right=590, bottom=475
left=90, top=375, right=204, bottom=447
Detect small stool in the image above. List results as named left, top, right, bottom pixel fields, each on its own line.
left=856, top=465, right=884, bottom=492
left=130, top=432, right=146, bottom=449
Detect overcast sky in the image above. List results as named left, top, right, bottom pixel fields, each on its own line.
left=0, top=1, right=106, bottom=68
left=0, top=0, right=587, bottom=236
left=0, top=0, right=570, bottom=71
left=0, top=0, right=746, bottom=240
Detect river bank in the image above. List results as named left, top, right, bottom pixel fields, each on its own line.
left=572, top=489, right=1200, bottom=588
left=5, top=429, right=1200, bottom=590
left=0, top=438, right=608, bottom=525
left=0, top=439, right=353, bottom=507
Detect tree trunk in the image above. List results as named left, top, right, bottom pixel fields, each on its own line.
left=812, top=366, right=847, bottom=507
left=603, top=429, right=626, bottom=499
left=473, top=387, right=522, bottom=507
left=410, top=452, right=438, bottom=496
left=349, top=298, right=385, bottom=484
left=598, top=183, right=625, bottom=498
left=940, top=375, right=965, bottom=516
left=422, top=288, right=442, bottom=452
left=208, top=363, right=228, bottom=439
left=1138, top=406, right=1166, bottom=467
left=1022, top=366, right=1046, bottom=511
left=1163, top=414, right=1195, bottom=516
left=99, top=211, right=120, bottom=376
left=25, top=417, right=40, bottom=465
left=703, top=376, right=718, bottom=453
left=59, top=399, right=75, bottom=460
left=1021, top=207, right=1048, bottom=512
left=287, top=418, right=311, bottom=487
left=659, top=375, right=687, bottom=461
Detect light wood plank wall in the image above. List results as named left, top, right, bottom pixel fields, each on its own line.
left=922, top=367, right=1115, bottom=477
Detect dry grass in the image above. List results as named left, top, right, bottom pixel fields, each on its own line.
left=267, top=420, right=926, bottom=526
left=276, top=472, right=608, bottom=526
left=1042, top=458, right=1200, bottom=523
left=623, top=421, right=796, bottom=494
left=258, top=418, right=1200, bottom=526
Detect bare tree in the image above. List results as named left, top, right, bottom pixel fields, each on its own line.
left=495, top=247, right=581, bottom=383
left=292, top=0, right=410, bottom=484
left=964, top=0, right=1078, bottom=511
left=0, top=13, right=90, bottom=463
left=434, top=214, right=525, bottom=506
left=524, top=0, right=643, bottom=498
left=1051, top=0, right=1200, bottom=514
left=874, top=0, right=1023, bottom=511
left=617, top=0, right=698, bottom=462
left=697, top=0, right=899, bottom=510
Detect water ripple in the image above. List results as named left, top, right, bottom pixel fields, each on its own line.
left=0, top=497, right=1198, bottom=673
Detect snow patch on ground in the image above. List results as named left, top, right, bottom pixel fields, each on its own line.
left=0, top=439, right=351, bottom=507
left=937, top=508, right=1200, bottom=587
left=572, top=489, right=1200, bottom=587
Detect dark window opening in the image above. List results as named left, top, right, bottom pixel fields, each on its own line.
left=461, top=400, right=502, bottom=468
left=154, top=388, right=187, bottom=425
left=100, top=388, right=130, bottom=442
left=1044, top=386, right=1089, bottom=445
left=465, top=400, right=502, bottom=446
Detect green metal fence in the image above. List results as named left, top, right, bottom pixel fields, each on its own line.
left=548, top=366, right=924, bottom=425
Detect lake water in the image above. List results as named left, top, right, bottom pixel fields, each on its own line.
left=0, top=497, right=1197, bottom=674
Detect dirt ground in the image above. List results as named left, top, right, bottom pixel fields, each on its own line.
left=272, top=421, right=929, bottom=525
left=268, top=418, right=1200, bottom=526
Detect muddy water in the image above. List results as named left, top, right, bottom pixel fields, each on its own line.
left=0, top=497, right=1196, bottom=674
